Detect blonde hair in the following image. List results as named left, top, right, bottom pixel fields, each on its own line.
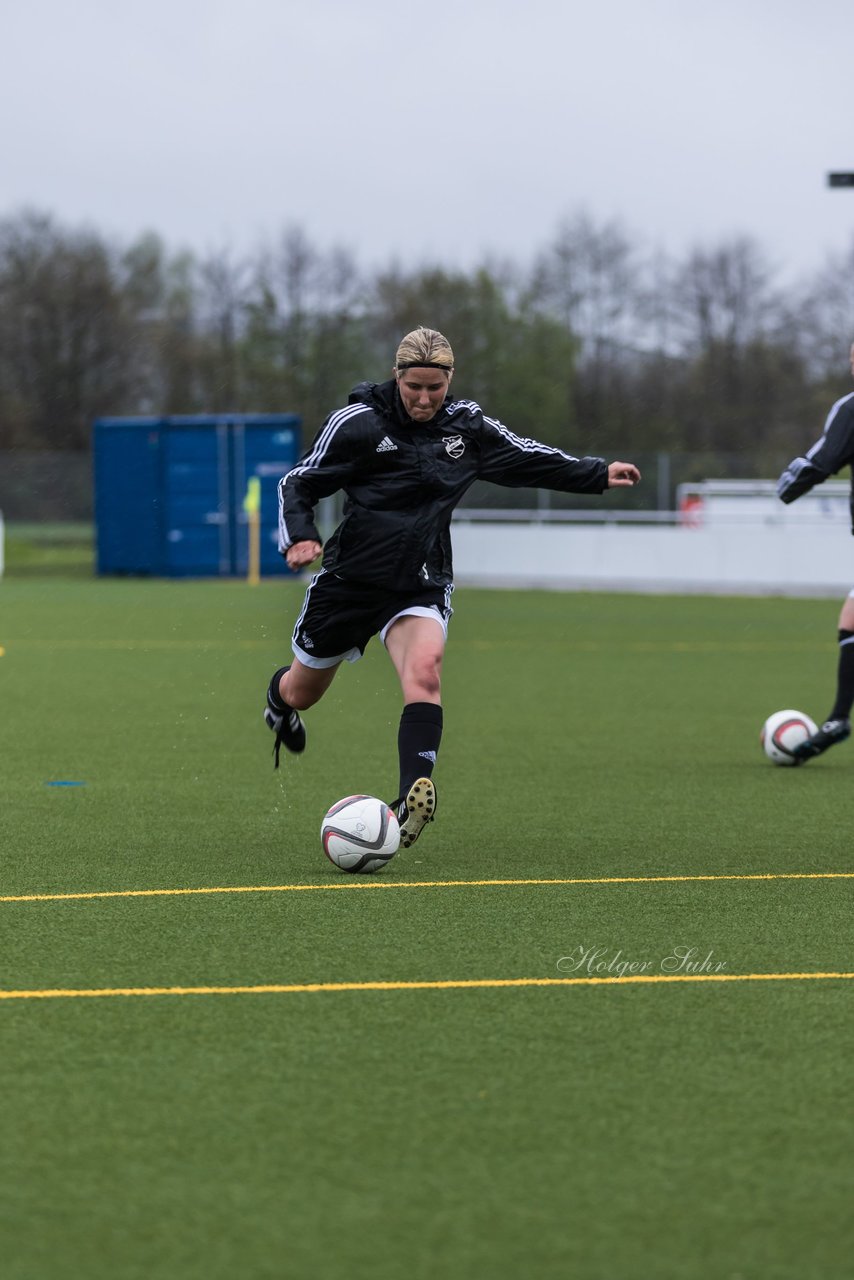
left=394, top=326, right=455, bottom=372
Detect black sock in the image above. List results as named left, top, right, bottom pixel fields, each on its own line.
left=268, top=666, right=292, bottom=712
left=397, top=702, right=443, bottom=798
left=829, top=631, right=854, bottom=721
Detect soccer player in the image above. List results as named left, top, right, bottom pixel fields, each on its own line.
left=777, top=340, right=854, bottom=760
left=265, top=326, right=641, bottom=847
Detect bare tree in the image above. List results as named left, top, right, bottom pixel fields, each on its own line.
left=526, top=212, right=648, bottom=445
left=195, top=247, right=251, bottom=411
left=793, top=236, right=854, bottom=384
left=665, top=237, right=806, bottom=457
left=530, top=212, right=642, bottom=356
left=0, top=210, right=137, bottom=447
left=669, top=236, right=784, bottom=353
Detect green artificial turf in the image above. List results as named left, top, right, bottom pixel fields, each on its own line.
left=2, top=523, right=94, bottom=578
left=1, top=578, right=852, bottom=1279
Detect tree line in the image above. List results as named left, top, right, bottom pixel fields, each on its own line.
left=2, top=206, right=854, bottom=479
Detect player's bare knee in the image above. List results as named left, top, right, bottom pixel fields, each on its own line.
left=414, top=676, right=441, bottom=702
left=408, top=657, right=442, bottom=701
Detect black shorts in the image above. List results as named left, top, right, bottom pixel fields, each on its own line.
left=291, top=569, right=454, bottom=668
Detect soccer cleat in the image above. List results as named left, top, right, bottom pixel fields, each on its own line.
left=395, top=777, right=437, bottom=849
left=264, top=704, right=306, bottom=767
left=792, top=717, right=851, bottom=761
left=264, top=674, right=306, bottom=768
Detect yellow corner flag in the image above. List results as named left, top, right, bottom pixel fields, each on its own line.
left=244, top=477, right=261, bottom=584
left=243, top=476, right=261, bottom=516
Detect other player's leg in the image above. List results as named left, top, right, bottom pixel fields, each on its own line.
left=793, top=593, right=854, bottom=760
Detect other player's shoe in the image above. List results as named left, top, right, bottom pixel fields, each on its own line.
left=264, top=671, right=306, bottom=767
left=395, top=777, right=437, bottom=849
left=792, top=717, right=851, bottom=761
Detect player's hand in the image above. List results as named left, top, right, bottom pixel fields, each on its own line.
left=286, top=539, right=323, bottom=570
left=607, top=462, right=641, bottom=487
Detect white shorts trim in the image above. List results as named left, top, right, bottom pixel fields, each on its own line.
left=380, top=605, right=449, bottom=648
left=291, top=641, right=362, bottom=668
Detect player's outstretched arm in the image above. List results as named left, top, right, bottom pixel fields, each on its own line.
left=607, top=462, right=641, bottom=487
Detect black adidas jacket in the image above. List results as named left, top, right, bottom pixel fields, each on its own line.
left=278, top=379, right=609, bottom=588
left=777, top=389, right=854, bottom=531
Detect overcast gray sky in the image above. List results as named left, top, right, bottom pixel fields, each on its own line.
left=3, top=0, right=853, bottom=281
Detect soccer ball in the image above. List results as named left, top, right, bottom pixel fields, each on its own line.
left=760, top=709, right=818, bottom=766
left=320, top=795, right=400, bottom=874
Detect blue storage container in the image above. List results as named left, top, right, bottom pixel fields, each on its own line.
left=93, top=414, right=301, bottom=576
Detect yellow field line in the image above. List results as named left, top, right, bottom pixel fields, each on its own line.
left=1, top=972, right=853, bottom=1001
left=2, top=871, right=853, bottom=905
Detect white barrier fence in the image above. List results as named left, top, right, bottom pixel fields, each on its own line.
left=451, top=482, right=853, bottom=597
left=451, top=520, right=852, bottom=596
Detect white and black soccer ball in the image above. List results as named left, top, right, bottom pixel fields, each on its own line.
left=320, top=795, right=400, bottom=873
left=760, top=709, right=818, bottom=766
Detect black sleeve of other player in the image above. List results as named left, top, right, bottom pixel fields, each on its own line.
left=777, top=395, right=854, bottom=504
